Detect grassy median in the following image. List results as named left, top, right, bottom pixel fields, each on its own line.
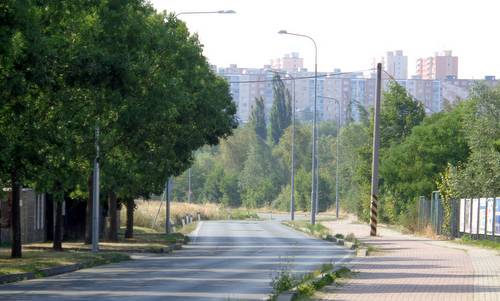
left=0, top=248, right=129, bottom=277
left=24, top=226, right=186, bottom=253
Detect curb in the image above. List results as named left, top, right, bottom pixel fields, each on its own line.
left=0, top=272, right=36, bottom=285
left=0, top=263, right=83, bottom=285
left=40, top=263, right=83, bottom=277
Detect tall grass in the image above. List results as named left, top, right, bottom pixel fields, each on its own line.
left=121, top=200, right=227, bottom=232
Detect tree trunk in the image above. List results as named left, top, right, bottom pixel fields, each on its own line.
left=125, top=198, right=134, bottom=239
left=53, top=199, right=63, bottom=251
left=10, top=168, right=22, bottom=258
left=107, top=191, right=118, bottom=242
left=84, top=173, right=93, bottom=244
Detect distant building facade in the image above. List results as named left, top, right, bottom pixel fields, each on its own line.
left=416, top=50, right=458, bottom=80
left=271, top=52, right=304, bottom=74
left=217, top=52, right=498, bottom=125
left=386, top=50, right=408, bottom=79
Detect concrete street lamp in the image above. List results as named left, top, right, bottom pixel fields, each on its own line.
left=164, top=9, right=235, bottom=228
left=175, top=10, right=236, bottom=17
left=278, top=30, right=318, bottom=224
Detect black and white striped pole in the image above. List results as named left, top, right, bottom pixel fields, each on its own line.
left=370, top=63, right=382, bottom=237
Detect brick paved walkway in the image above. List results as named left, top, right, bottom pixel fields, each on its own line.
left=315, top=218, right=500, bottom=301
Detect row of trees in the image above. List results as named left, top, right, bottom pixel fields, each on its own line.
left=0, top=0, right=237, bottom=257
left=172, top=78, right=500, bottom=231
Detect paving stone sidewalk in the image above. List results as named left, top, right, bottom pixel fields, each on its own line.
left=316, top=219, right=500, bottom=301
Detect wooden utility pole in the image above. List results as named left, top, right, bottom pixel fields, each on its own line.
left=370, top=63, right=382, bottom=236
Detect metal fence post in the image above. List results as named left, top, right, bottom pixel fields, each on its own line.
left=484, top=199, right=488, bottom=239
left=476, top=199, right=480, bottom=240
left=469, top=197, right=473, bottom=237
left=492, top=198, right=496, bottom=240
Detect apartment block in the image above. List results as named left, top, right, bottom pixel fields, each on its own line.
left=386, top=50, right=408, bottom=79
left=217, top=52, right=497, bottom=126
left=271, top=52, right=304, bottom=74
left=416, top=50, right=458, bottom=80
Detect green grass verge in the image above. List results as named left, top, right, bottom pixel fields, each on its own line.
left=0, top=249, right=129, bottom=277
left=283, top=221, right=330, bottom=238
left=228, top=208, right=259, bottom=220
left=455, top=234, right=500, bottom=251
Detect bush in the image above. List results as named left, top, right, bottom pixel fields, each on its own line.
left=398, top=199, right=419, bottom=232
left=345, top=233, right=356, bottom=242
left=271, top=270, right=295, bottom=294
left=297, top=282, right=315, bottom=296
left=272, top=185, right=292, bottom=211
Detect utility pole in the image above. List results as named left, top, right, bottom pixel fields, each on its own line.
left=92, top=126, right=100, bottom=252
left=290, top=73, right=296, bottom=221
left=335, top=100, right=341, bottom=219
left=370, top=63, right=382, bottom=236
left=165, top=177, right=173, bottom=234
left=188, top=168, right=192, bottom=203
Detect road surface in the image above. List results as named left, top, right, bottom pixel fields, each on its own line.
left=0, top=220, right=352, bottom=300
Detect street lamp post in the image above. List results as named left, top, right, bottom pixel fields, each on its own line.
left=278, top=30, right=318, bottom=224
left=161, top=9, right=235, bottom=231
left=174, top=10, right=236, bottom=17
left=319, top=96, right=342, bottom=219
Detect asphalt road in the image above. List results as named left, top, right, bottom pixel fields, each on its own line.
left=0, top=220, right=352, bottom=301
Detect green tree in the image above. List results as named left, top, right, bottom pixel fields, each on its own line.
left=0, top=0, right=52, bottom=257
left=269, top=74, right=292, bottom=144
left=380, top=104, right=470, bottom=218
left=454, top=84, right=500, bottom=196
left=249, top=96, right=267, bottom=141
left=239, top=140, right=282, bottom=208
left=380, top=82, right=425, bottom=147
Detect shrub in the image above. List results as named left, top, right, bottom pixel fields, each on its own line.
left=296, top=282, right=315, bottom=296
left=345, top=233, right=356, bottom=242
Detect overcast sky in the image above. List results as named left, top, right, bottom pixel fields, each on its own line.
left=150, top=0, right=499, bottom=79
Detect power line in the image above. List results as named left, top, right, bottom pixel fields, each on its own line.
left=226, top=69, right=375, bottom=84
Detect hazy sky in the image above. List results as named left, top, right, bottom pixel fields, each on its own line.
left=151, top=0, right=499, bottom=79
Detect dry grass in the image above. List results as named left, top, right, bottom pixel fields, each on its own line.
left=123, top=200, right=226, bottom=232
left=414, top=224, right=440, bottom=239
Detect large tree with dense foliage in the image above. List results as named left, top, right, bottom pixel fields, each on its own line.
left=0, top=0, right=237, bottom=255
left=0, top=0, right=54, bottom=257
left=452, top=84, right=500, bottom=197
left=249, top=96, right=267, bottom=141
left=269, top=75, right=292, bottom=144
left=380, top=82, right=426, bottom=147
left=380, top=103, right=471, bottom=221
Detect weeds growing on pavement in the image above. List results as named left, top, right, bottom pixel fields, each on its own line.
left=269, top=263, right=351, bottom=300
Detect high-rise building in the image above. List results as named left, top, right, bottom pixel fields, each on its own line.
left=416, top=50, right=458, bottom=80
left=386, top=50, right=408, bottom=79
left=271, top=52, right=304, bottom=74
